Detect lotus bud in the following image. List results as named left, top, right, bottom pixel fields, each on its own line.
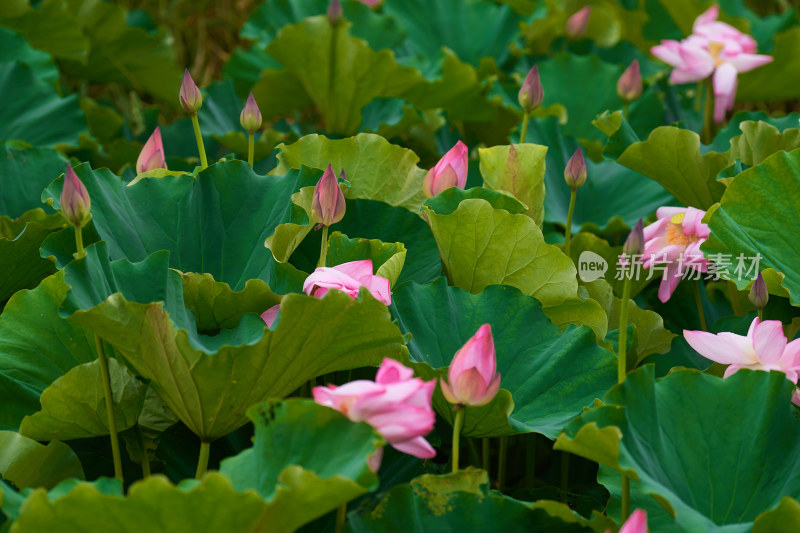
left=566, top=6, right=592, bottom=40
left=312, top=165, right=346, bottom=226
left=617, top=59, right=643, bottom=102
left=518, top=65, right=544, bottom=113
left=327, top=0, right=343, bottom=24
left=749, top=272, right=768, bottom=309
left=179, top=69, right=203, bottom=114
left=61, top=163, right=91, bottom=228
left=623, top=219, right=645, bottom=256
left=440, top=324, right=501, bottom=407
left=422, top=141, right=469, bottom=198
left=240, top=92, right=262, bottom=132
left=564, top=148, right=587, bottom=189
left=136, top=127, right=167, bottom=175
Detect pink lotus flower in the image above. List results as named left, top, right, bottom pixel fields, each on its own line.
left=61, top=163, right=91, bottom=228
left=566, top=6, right=591, bottom=40
left=641, top=207, right=709, bottom=303
left=422, top=141, right=468, bottom=198
left=685, top=317, right=800, bottom=404
left=617, top=59, right=642, bottom=102
left=440, top=324, right=501, bottom=407
left=605, top=509, right=648, bottom=533
left=311, top=164, right=346, bottom=227
left=179, top=69, right=203, bottom=114
left=651, top=6, right=772, bottom=123
left=313, top=358, right=436, bottom=467
left=303, top=259, right=391, bottom=305
left=135, top=127, right=167, bottom=175
left=518, top=65, right=544, bottom=112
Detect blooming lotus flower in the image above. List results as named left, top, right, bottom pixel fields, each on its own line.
left=311, top=165, right=346, bottom=227
left=240, top=92, right=262, bottom=132
left=422, top=141, right=468, bottom=198
left=303, top=259, right=391, bottom=305
left=135, top=127, right=167, bottom=175
left=651, top=6, right=772, bottom=123
left=566, top=6, right=591, bottom=40
left=313, top=358, right=436, bottom=466
left=440, top=324, right=501, bottom=407
left=685, top=317, right=800, bottom=386
left=604, top=509, right=648, bottom=533
left=61, top=163, right=91, bottom=228
left=518, top=65, right=544, bottom=113
left=617, top=59, right=642, bottom=102
left=179, top=69, right=203, bottom=114
left=642, top=206, right=709, bottom=303
left=564, top=148, right=587, bottom=189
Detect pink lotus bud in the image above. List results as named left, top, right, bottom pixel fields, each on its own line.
left=617, top=59, right=643, bottom=102
left=240, top=92, right=262, bottom=132
left=440, top=324, right=501, bottom=407
left=749, top=272, right=768, bottom=309
left=422, top=141, right=468, bottom=198
left=260, top=304, right=280, bottom=327
left=312, top=165, right=346, bottom=226
left=564, top=148, right=587, bottom=189
left=61, top=163, right=91, bottom=228
left=617, top=509, right=648, bottom=533
left=518, top=65, right=544, bottom=112
left=135, top=127, right=167, bottom=175
left=179, top=69, right=203, bottom=114
left=566, top=6, right=592, bottom=40
left=623, top=219, right=644, bottom=256
left=327, top=0, right=343, bottom=24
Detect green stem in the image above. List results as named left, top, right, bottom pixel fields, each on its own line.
left=497, top=436, right=508, bottom=492
left=618, top=277, right=632, bottom=383
left=74, top=225, right=86, bottom=259
left=335, top=503, right=347, bottom=533
left=564, top=188, right=577, bottom=258
left=728, top=280, right=742, bottom=316
left=138, top=427, right=151, bottom=478
left=621, top=475, right=631, bottom=522
left=482, top=438, right=490, bottom=474
left=190, top=113, right=208, bottom=169
left=694, top=81, right=704, bottom=113
left=95, top=335, right=123, bottom=481
left=701, top=78, right=717, bottom=144
left=452, top=407, right=465, bottom=473
left=694, top=280, right=707, bottom=331
left=247, top=131, right=254, bottom=168
left=623, top=101, right=630, bottom=122
left=195, top=440, right=211, bottom=479
left=560, top=452, right=570, bottom=492
left=758, top=307, right=763, bottom=321
left=318, top=225, right=329, bottom=267
left=519, top=111, right=530, bottom=143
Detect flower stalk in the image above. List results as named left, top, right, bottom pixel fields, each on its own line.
left=452, top=407, right=465, bottom=473
left=95, top=335, right=123, bottom=481
left=196, top=440, right=211, bottom=479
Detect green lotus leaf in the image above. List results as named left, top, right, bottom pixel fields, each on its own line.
left=568, top=232, right=651, bottom=298
left=62, top=243, right=406, bottom=441
left=327, top=232, right=406, bottom=287
left=0, top=211, right=62, bottom=304
left=555, top=367, right=800, bottom=532
left=423, top=187, right=528, bottom=216
left=0, top=27, right=58, bottom=83
left=1, top=142, right=64, bottom=218
left=11, top=473, right=272, bottom=532
left=349, top=468, right=607, bottom=532
left=727, top=120, right=800, bottom=166
left=753, top=497, right=800, bottom=533
left=272, top=133, right=428, bottom=212
left=0, top=272, right=96, bottom=430
left=738, top=27, right=800, bottom=102
left=478, top=143, right=547, bottom=226
left=390, top=280, right=616, bottom=438
left=251, top=16, right=422, bottom=135
left=220, top=399, right=381, bottom=533
left=701, top=149, right=800, bottom=304
left=19, top=358, right=146, bottom=441
left=618, top=126, right=728, bottom=209
left=265, top=186, right=314, bottom=263
left=43, top=160, right=314, bottom=292
left=0, top=0, right=88, bottom=61
left=0, top=431, right=84, bottom=490
left=0, top=62, right=86, bottom=147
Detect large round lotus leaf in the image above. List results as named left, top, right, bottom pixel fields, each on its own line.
left=478, top=143, right=547, bottom=227
left=0, top=211, right=61, bottom=304
left=702, top=149, right=800, bottom=305
left=43, top=160, right=314, bottom=292
left=0, top=141, right=65, bottom=219
left=220, top=399, right=381, bottom=533
left=62, top=243, right=406, bottom=441
left=389, top=280, right=617, bottom=438
left=0, top=272, right=97, bottom=430
left=555, top=367, right=800, bottom=532
left=0, top=431, right=84, bottom=490
left=349, top=468, right=609, bottom=532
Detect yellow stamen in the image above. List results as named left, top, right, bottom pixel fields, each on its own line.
left=708, top=41, right=725, bottom=67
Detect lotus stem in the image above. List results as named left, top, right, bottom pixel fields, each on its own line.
left=247, top=132, right=255, bottom=168
left=694, top=280, right=707, bottom=331
left=618, top=276, right=632, bottom=383
left=519, top=111, right=530, bottom=143
left=195, top=440, right=211, bottom=479
left=95, top=335, right=123, bottom=481
left=452, top=407, right=465, bottom=473
left=497, top=436, right=508, bottom=491
left=483, top=438, right=490, bottom=474
left=138, top=427, right=151, bottom=478
left=74, top=225, right=86, bottom=260
left=728, top=280, right=742, bottom=316
left=336, top=503, right=346, bottom=532
left=701, top=78, right=716, bottom=144
left=623, top=101, right=630, bottom=122
left=564, top=188, right=577, bottom=258
left=190, top=113, right=208, bottom=169
left=319, top=225, right=329, bottom=268
left=621, top=475, right=631, bottom=522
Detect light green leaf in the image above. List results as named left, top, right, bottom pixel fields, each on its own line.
left=0, top=431, right=84, bottom=490
left=479, top=143, right=547, bottom=226
left=327, top=232, right=407, bottom=287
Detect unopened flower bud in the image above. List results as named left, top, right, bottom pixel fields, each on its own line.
left=179, top=69, right=203, bottom=114
left=240, top=92, right=262, bottom=132
left=564, top=148, right=587, bottom=189
left=422, top=141, right=468, bottom=198
left=623, top=219, right=644, bottom=256
left=749, top=272, right=768, bottom=309
left=518, top=65, right=544, bottom=112
left=617, top=59, right=643, bottom=102
left=61, top=163, right=91, bottom=228
left=327, top=0, right=343, bottom=24
left=566, top=6, right=591, bottom=40
left=312, top=165, right=346, bottom=226
left=136, top=127, right=167, bottom=175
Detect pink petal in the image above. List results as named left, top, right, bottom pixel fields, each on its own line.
left=375, top=358, right=414, bottom=384
left=136, top=127, right=167, bottom=174
left=657, top=262, right=683, bottom=302
left=450, top=324, right=496, bottom=382
left=332, top=260, right=374, bottom=280
left=440, top=377, right=459, bottom=405
left=470, top=372, right=501, bottom=407
left=367, top=447, right=384, bottom=472
left=620, top=509, right=648, bottom=533
left=391, top=436, right=436, bottom=459
left=655, top=206, right=686, bottom=220
left=651, top=41, right=685, bottom=68
left=727, top=53, right=773, bottom=73
left=713, top=62, right=738, bottom=124
left=693, top=4, right=719, bottom=28
left=684, top=329, right=753, bottom=365
left=260, top=304, right=280, bottom=327
left=361, top=275, right=392, bottom=305
left=451, top=367, right=490, bottom=406
left=642, top=217, right=668, bottom=241
left=752, top=319, right=788, bottom=364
